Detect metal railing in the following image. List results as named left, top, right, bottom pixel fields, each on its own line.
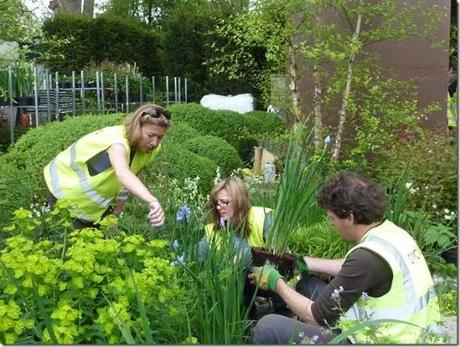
left=1, top=65, right=188, bottom=145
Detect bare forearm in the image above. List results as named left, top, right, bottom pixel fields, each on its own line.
left=116, top=170, right=157, bottom=204
left=303, top=256, right=344, bottom=277
left=276, top=280, right=318, bottom=325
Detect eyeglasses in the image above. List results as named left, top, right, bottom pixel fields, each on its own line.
left=141, top=107, right=171, bottom=120
left=215, top=199, right=232, bottom=208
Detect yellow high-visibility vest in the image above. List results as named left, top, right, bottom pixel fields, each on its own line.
left=204, top=206, right=272, bottom=248
left=339, top=220, right=441, bottom=344
left=43, top=125, right=160, bottom=222
left=448, top=91, right=457, bottom=127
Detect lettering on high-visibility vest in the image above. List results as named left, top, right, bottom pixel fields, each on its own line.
left=408, top=249, right=421, bottom=264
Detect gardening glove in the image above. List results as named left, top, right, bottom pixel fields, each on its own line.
left=248, top=264, right=284, bottom=292
left=294, top=254, right=309, bottom=277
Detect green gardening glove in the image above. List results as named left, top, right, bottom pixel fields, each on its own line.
left=249, top=264, right=285, bottom=292
left=294, top=254, right=309, bottom=276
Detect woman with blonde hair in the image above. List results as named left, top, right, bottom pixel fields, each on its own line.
left=199, top=176, right=290, bottom=317
left=203, top=176, right=272, bottom=250
left=43, top=103, right=170, bottom=229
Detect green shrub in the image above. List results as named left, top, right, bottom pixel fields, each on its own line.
left=0, top=159, right=31, bottom=223
left=167, top=103, right=286, bottom=163
left=182, top=135, right=242, bottom=177
left=0, top=206, right=192, bottom=344
left=438, top=290, right=457, bottom=316
left=140, top=142, right=217, bottom=194
left=42, top=14, right=161, bottom=76
left=288, top=219, right=353, bottom=259
left=368, top=133, right=457, bottom=224
left=163, top=122, right=200, bottom=145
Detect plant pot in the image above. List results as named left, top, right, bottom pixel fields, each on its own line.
left=20, top=112, right=31, bottom=127
left=251, top=247, right=294, bottom=278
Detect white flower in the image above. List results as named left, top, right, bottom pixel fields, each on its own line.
left=331, top=286, right=344, bottom=302
left=405, top=182, right=413, bottom=190
left=310, top=335, right=319, bottom=343
left=444, top=208, right=450, bottom=214
left=324, top=135, right=331, bottom=144
left=432, top=204, right=437, bottom=209
left=409, top=187, right=417, bottom=194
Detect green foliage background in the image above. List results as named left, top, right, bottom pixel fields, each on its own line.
left=41, top=14, right=161, bottom=76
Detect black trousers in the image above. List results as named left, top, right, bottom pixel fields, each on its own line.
left=243, top=276, right=291, bottom=318
left=252, top=275, right=351, bottom=344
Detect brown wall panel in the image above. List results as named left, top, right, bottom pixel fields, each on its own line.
left=298, top=0, right=451, bottom=133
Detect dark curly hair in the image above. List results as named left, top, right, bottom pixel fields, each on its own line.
left=317, top=171, right=388, bottom=224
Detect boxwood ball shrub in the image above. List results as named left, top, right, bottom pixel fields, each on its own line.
left=163, top=122, right=200, bottom=145
left=0, top=159, right=32, bottom=223
left=167, top=103, right=286, bottom=163
left=140, top=142, right=217, bottom=194
left=182, top=135, right=242, bottom=177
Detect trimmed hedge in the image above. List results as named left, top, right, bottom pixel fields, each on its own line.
left=141, top=142, right=217, bottom=193
left=182, top=135, right=242, bottom=177
left=163, top=122, right=200, bottom=145
left=42, top=14, right=161, bottom=76
left=167, top=103, right=285, bottom=163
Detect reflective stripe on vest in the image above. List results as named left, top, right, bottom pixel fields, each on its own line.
left=48, top=157, right=63, bottom=199
left=68, top=143, right=112, bottom=208
left=448, top=92, right=457, bottom=127
left=44, top=125, right=160, bottom=221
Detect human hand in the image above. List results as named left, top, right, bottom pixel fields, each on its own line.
left=248, top=264, right=284, bottom=292
left=148, top=199, right=165, bottom=227
left=294, top=254, right=309, bottom=276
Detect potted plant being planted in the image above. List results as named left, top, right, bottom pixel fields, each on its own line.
left=251, top=126, right=330, bottom=278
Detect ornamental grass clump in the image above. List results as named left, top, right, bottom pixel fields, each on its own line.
left=266, top=126, right=329, bottom=255
left=180, top=225, right=252, bottom=344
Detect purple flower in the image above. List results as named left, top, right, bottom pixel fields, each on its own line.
left=172, top=239, right=180, bottom=250
left=176, top=204, right=192, bottom=222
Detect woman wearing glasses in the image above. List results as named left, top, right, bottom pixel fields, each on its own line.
left=199, top=176, right=289, bottom=316
left=43, top=103, right=170, bottom=229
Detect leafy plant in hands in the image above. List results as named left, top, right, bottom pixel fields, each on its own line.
left=266, top=125, right=329, bottom=255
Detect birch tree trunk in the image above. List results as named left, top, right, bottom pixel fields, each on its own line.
left=49, top=0, right=80, bottom=13
left=331, top=13, right=362, bottom=161
left=313, top=64, right=323, bottom=149
left=287, top=40, right=302, bottom=125
left=82, top=0, right=95, bottom=17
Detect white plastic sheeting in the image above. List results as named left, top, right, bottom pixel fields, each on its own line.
left=200, top=93, right=255, bottom=114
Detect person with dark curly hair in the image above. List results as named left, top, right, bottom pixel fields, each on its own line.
left=250, top=171, right=441, bottom=344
